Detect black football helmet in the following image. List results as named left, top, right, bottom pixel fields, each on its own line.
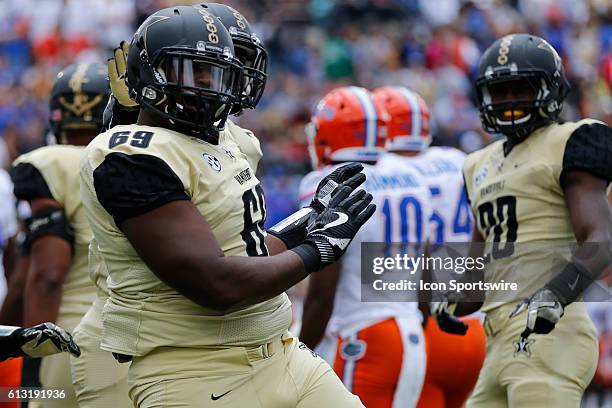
left=200, top=3, right=267, bottom=114
left=49, top=62, right=110, bottom=139
left=126, top=5, right=243, bottom=138
left=475, top=34, right=570, bottom=141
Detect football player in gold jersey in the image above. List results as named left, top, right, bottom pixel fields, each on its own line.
left=80, top=6, right=374, bottom=407
left=71, top=5, right=268, bottom=407
left=9, top=62, right=110, bottom=407
left=432, top=34, right=612, bottom=407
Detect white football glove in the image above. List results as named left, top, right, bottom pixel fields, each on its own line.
left=510, top=288, right=565, bottom=339
left=0, top=323, right=81, bottom=361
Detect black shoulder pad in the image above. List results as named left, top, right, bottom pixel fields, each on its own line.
left=562, top=122, right=612, bottom=186
left=10, top=163, right=54, bottom=201
left=93, top=153, right=190, bottom=227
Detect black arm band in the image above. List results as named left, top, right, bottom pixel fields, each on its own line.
left=545, top=261, right=594, bottom=305
left=23, top=207, right=74, bottom=253
left=291, top=242, right=321, bottom=273
left=267, top=207, right=314, bottom=249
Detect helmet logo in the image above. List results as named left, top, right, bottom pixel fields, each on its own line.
left=196, top=8, right=219, bottom=43
left=317, top=105, right=336, bottom=121
left=58, top=94, right=104, bottom=118
left=497, top=35, right=515, bottom=65
left=537, top=41, right=562, bottom=72
left=233, top=10, right=247, bottom=30
left=135, top=15, right=169, bottom=39
left=68, top=63, right=89, bottom=92
left=57, top=63, right=104, bottom=119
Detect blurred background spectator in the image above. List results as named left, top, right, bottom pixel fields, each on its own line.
left=0, top=0, right=609, bottom=221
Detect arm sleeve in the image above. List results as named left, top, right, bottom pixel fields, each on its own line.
left=9, top=163, right=54, bottom=201
left=561, top=122, right=612, bottom=186
left=93, top=152, right=190, bottom=227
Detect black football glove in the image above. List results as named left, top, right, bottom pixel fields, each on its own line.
left=309, top=163, right=365, bottom=212
left=291, top=185, right=376, bottom=272
left=510, top=288, right=565, bottom=339
left=0, top=323, right=81, bottom=361
left=268, top=163, right=366, bottom=249
left=430, top=292, right=469, bottom=335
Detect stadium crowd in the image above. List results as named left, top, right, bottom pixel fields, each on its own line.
left=0, top=0, right=609, bottom=224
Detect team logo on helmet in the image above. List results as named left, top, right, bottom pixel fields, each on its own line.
left=496, top=34, right=515, bottom=65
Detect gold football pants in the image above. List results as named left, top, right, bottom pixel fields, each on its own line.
left=467, top=302, right=598, bottom=408
left=28, top=315, right=81, bottom=408
left=70, top=299, right=131, bottom=408
left=128, top=332, right=364, bottom=407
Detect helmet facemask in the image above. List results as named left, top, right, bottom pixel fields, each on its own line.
left=476, top=70, right=569, bottom=141
left=138, top=47, right=242, bottom=139
left=232, top=34, right=267, bottom=113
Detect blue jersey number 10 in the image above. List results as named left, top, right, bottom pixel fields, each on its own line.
left=382, top=195, right=424, bottom=244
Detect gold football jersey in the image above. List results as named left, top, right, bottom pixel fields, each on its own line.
left=226, top=119, right=263, bottom=173
left=85, top=120, right=264, bottom=299
left=12, top=145, right=95, bottom=325
left=463, top=119, right=607, bottom=311
left=80, top=124, right=291, bottom=356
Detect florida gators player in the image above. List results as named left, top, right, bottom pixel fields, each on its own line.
left=374, top=86, right=486, bottom=408
left=298, top=86, right=430, bottom=408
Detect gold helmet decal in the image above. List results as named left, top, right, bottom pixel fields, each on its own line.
left=58, top=63, right=105, bottom=123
